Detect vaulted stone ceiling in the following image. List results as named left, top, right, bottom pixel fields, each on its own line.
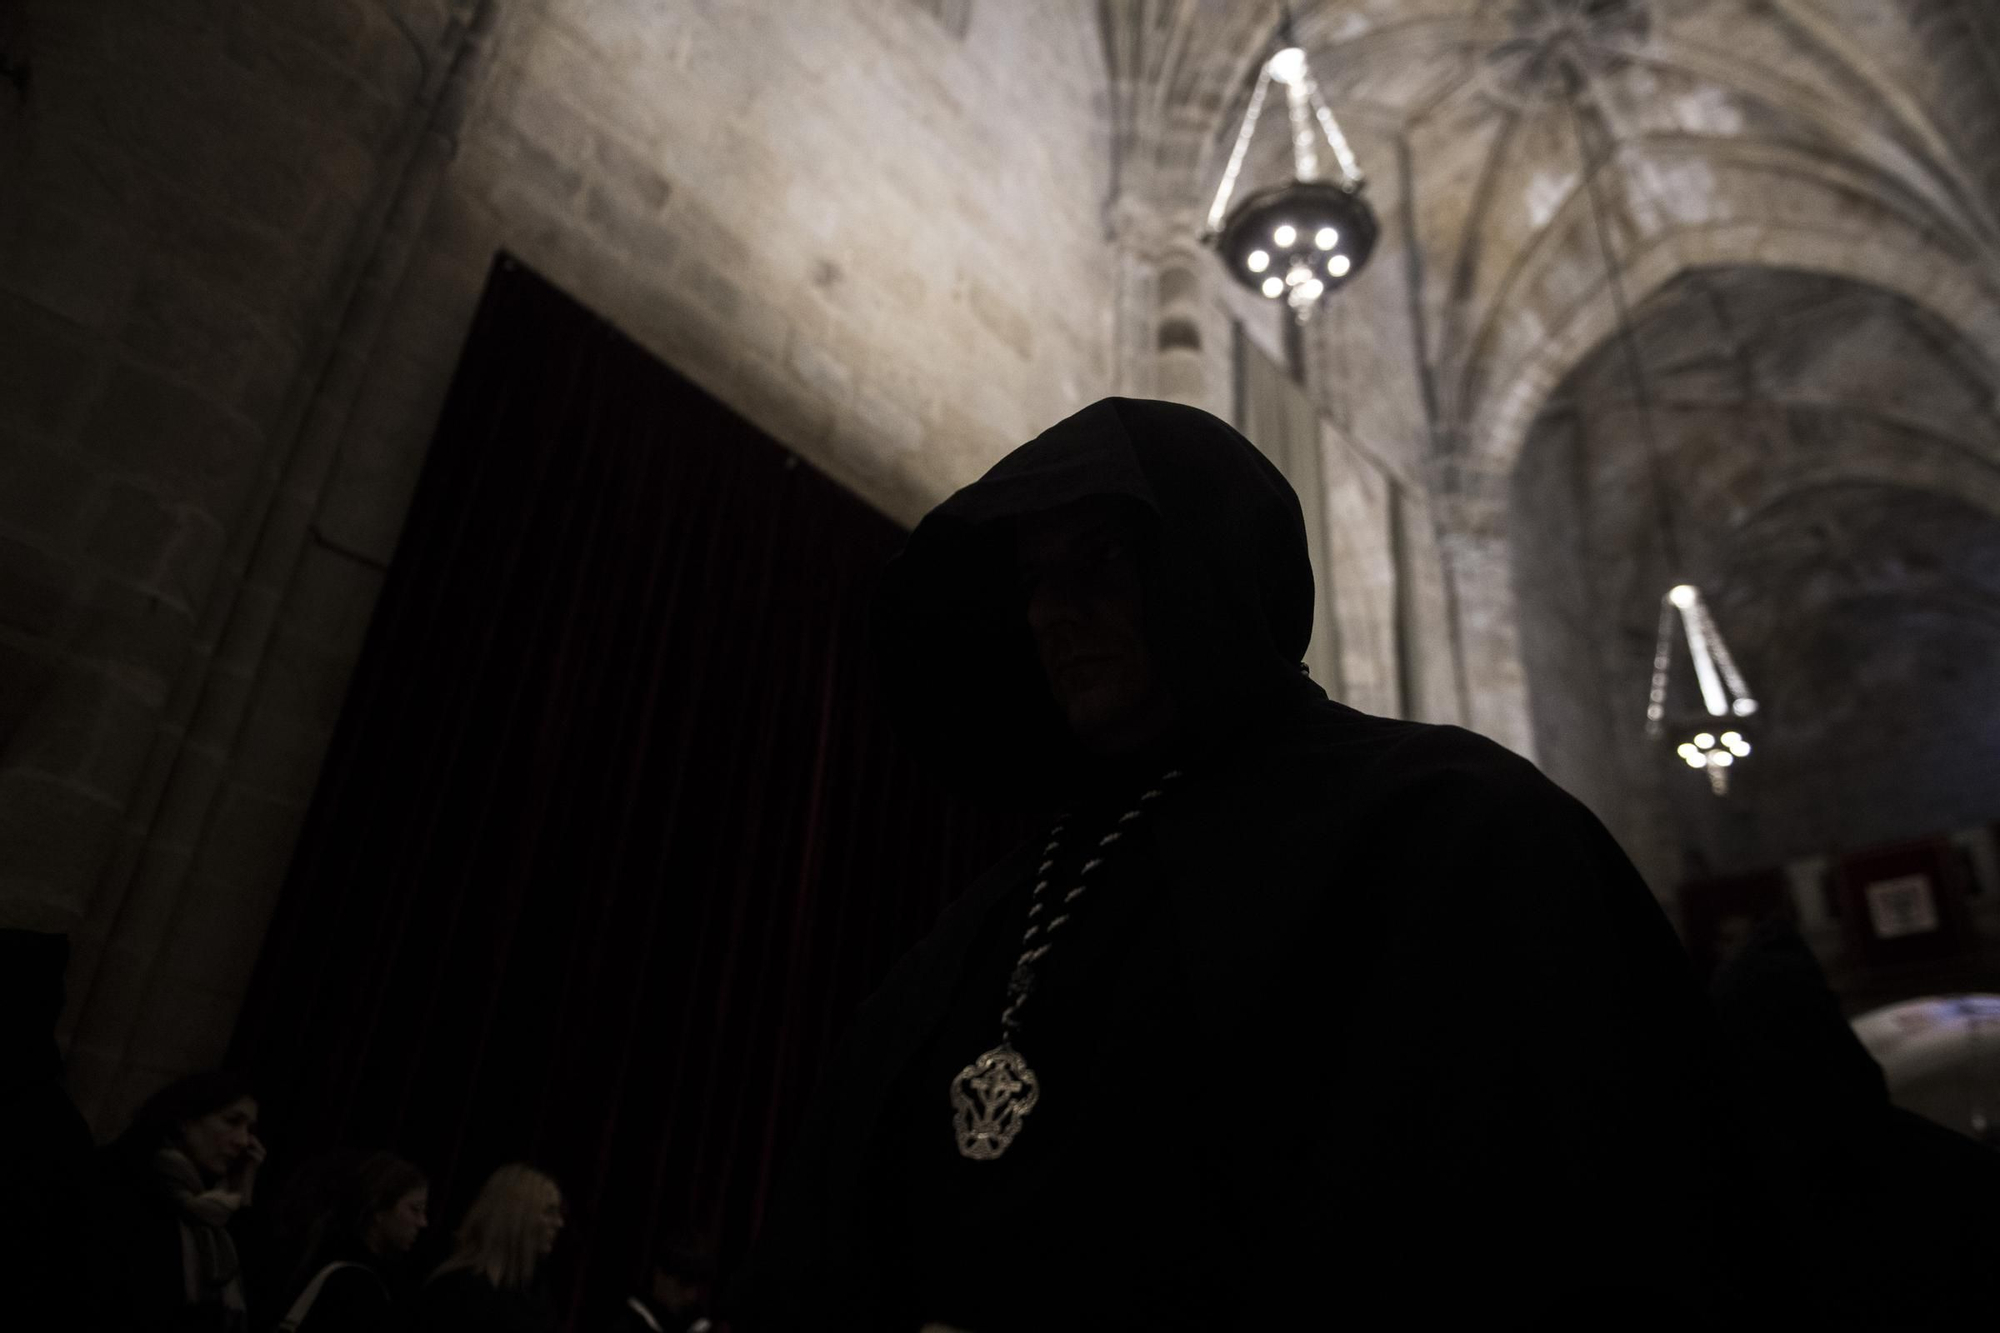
left=1101, top=0, right=2000, bottom=875
left=1103, top=0, right=2000, bottom=469
left=1519, top=266, right=2000, bottom=874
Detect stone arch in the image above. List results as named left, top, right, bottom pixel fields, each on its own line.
left=1499, top=257, right=2000, bottom=891
left=1450, top=224, right=2000, bottom=755
left=1469, top=224, right=2000, bottom=483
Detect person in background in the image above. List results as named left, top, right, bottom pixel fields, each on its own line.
left=269, top=1149, right=430, bottom=1332
left=100, top=1069, right=266, bottom=1332
left=604, top=1234, right=717, bottom=1333
left=416, top=1163, right=564, bottom=1333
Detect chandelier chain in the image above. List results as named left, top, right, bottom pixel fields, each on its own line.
left=1562, top=80, right=1686, bottom=578
left=1206, top=65, right=1272, bottom=235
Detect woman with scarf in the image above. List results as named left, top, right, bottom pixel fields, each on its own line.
left=100, top=1069, right=266, bottom=1332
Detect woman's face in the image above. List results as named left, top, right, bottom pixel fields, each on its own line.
left=536, top=1193, right=565, bottom=1256
left=373, top=1186, right=428, bottom=1256
left=176, top=1097, right=258, bottom=1180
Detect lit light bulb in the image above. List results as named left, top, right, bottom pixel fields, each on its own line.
left=1683, top=752, right=1705, bottom=769
left=1315, top=226, right=1338, bottom=250
left=1721, top=732, right=1741, bottom=747
left=1695, top=733, right=1715, bottom=749
left=1713, top=751, right=1734, bottom=767
left=1669, top=584, right=1698, bottom=608
left=1301, top=278, right=1325, bottom=300
left=1732, top=698, right=1758, bottom=716
left=1266, top=47, right=1308, bottom=86
left=1261, top=276, right=1285, bottom=298
left=1735, top=739, right=1752, bottom=756
left=1677, top=744, right=1699, bottom=762
left=1273, top=224, right=1297, bottom=247
left=1329, top=254, right=1352, bottom=277
left=1247, top=250, right=1270, bottom=273
left=1286, top=266, right=1309, bottom=285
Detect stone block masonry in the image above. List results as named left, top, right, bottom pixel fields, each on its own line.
left=2, top=0, right=1124, bottom=1129
left=0, top=0, right=458, bottom=1126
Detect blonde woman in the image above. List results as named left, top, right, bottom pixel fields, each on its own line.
left=416, top=1163, right=565, bottom=1332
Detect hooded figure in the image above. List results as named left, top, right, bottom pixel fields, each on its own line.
left=739, top=399, right=1769, bottom=1330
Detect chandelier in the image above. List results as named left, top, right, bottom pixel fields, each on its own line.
left=1202, top=11, right=1376, bottom=321
left=1560, top=66, right=1761, bottom=795
left=1649, top=583, right=1759, bottom=794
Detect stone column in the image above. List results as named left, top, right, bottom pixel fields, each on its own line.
left=1106, top=197, right=1234, bottom=421
left=0, top=0, right=489, bottom=1131
left=1430, top=459, right=1537, bottom=760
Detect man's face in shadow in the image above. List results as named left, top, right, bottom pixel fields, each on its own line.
left=1015, top=497, right=1178, bottom=755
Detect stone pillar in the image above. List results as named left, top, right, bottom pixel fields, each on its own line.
left=1106, top=198, right=1234, bottom=421
left=1431, top=460, right=1537, bottom=760
left=0, top=0, right=487, bottom=1131
left=71, top=5, right=502, bottom=1133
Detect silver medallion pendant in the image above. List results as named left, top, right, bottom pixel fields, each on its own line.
left=950, top=1043, right=1040, bottom=1160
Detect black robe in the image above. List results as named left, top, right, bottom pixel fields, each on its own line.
left=739, top=398, right=1774, bottom=1330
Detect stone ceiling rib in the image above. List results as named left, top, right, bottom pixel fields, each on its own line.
left=1457, top=133, right=1993, bottom=407
left=1762, top=0, right=2000, bottom=243
left=1471, top=219, right=2000, bottom=480
left=1589, top=402, right=2000, bottom=526
left=1637, top=34, right=2000, bottom=257
left=1106, top=1, right=2000, bottom=326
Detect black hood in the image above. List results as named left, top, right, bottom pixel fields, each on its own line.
left=873, top=397, right=1316, bottom=803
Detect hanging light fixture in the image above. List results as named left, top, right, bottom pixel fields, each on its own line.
left=1202, top=7, right=1377, bottom=321
left=1652, top=583, right=1758, bottom=794
left=1561, top=68, right=1760, bottom=795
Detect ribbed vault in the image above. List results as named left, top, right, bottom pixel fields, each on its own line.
left=1514, top=266, right=2000, bottom=879
left=1100, top=0, right=2000, bottom=463
left=1102, top=2, right=2000, bottom=883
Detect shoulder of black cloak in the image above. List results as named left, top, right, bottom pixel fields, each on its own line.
left=1344, top=721, right=1729, bottom=1137
left=1155, top=686, right=1674, bottom=978
left=1272, top=704, right=1696, bottom=992
left=1179, top=702, right=1770, bottom=1325
left=1710, top=921, right=1889, bottom=1128
left=1246, top=690, right=1583, bottom=836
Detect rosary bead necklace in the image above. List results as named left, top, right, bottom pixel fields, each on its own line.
left=949, top=768, right=1182, bottom=1160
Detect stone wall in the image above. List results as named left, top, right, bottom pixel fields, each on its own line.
left=0, top=0, right=481, bottom=1126
left=6, top=0, right=1130, bottom=1127
left=454, top=0, right=1120, bottom=521
left=16, top=0, right=2000, bottom=1116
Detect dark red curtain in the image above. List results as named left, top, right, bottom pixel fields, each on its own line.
left=231, top=255, right=1022, bottom=1326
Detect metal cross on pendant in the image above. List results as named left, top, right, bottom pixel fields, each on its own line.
left=969, top=1063, right=1022, bottom=1101
left=950, top=1044, right=1040, bottom=1160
